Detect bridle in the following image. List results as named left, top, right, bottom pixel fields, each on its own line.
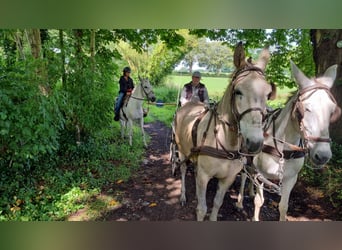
left=228, top=65, right=269, bottom=156
left=230, top=65, right=267, bottom=124
left=130, top=80, right=155, bottom=102
left=293, top=82, right=337, bottom=146
left=267, top=82, right=338, bottom=160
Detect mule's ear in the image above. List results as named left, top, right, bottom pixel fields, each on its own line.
left=318, top=64, right=338, bottom=88
left=290, top=60, right=312, bottom=89
left=331, top=105, right=341, bottom=123
left=268, top=82, right=277, bottom=100
left=255, top=47, right=270, bottom=71
left=233, top=42, right=246, bottom=69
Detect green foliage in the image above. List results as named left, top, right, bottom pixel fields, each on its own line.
left=147, top=42, right=188, bottom=85
left=0, top=122, right=146, bottom=221
left=299, top=143, right=342, bottom=208
left=189, top=29, right=315, bottom=88
left=0, top=60, right=64, bottom=168
left=196, top=41, right=234, bottom=74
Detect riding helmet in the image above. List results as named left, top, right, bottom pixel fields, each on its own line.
left=123, top=66, right=131, bottom=73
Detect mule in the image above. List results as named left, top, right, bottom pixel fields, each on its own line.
left=119, top=77, right=156, bottom=147
left=236, top=61, right=340, bottom=221
left=174, top=42, right=276, bottom=221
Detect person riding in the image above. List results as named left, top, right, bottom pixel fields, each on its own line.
left=114, top=66, right=135, bottom=121
left=179, top=71, right=209, bottom=107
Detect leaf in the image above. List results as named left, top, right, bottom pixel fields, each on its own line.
left=116, top=179, right=124, bottom=184
left=149, top=202, right=157, bottom=207
left=108, top=200, right=119, bottom=206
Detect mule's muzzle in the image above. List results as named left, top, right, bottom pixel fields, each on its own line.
left=311, top=150, right=332, bottom=165
left=150, top=96, right=156, bottom=102
left=245, top=137, right=263, bottom=154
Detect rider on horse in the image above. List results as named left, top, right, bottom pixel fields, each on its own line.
left=114, top=66, right=135, bottom=121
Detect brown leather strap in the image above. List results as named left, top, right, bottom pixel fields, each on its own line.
left=191, top=109, right=209, bottom=147
left=305, top=136, right=331, bottom=143
left=262, top=144, right=306, bottom=159
left=191, top=146, right=240, bottom=160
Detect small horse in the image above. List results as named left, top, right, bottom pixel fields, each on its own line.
left=174, top=42, right=276, bottom=221
left=119, top=77, right=156, bottom=147
left=236, top=61, right=341, bottom=221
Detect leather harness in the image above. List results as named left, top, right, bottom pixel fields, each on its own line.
left=182, top=64, right=268, bottom=163
left=261, top=82, right=337, bottom=160
left=189, top=106, right=240, bottom=161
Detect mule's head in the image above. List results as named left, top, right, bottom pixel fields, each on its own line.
left=291, top=61, right=340, bottom=166
left=139, top=76, right=156, bottom=102
left=231, top=42, right=276, bottom=154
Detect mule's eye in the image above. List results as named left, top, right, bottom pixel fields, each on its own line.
left=234, top=90, right=243, bottom=96
left=144, top=86, right=148, bottom=88
left=305, top=107, right=311, bottom=112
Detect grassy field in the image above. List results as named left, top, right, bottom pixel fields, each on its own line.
left=164, top=74, right=296, bottom=108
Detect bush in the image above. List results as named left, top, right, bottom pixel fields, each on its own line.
left=299, top=142, right=342, bottom=208
left=153, top=84, right=179, bottom=103
left=0, top=61, right=64, bottom=169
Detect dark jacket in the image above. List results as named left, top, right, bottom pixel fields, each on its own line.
left=184, top=82, right=206, bottom=102
left=119, top=76, right=134, bottom=93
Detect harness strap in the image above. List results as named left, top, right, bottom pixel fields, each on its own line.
left=262, top=144, right=306, bottom=159
left=304, top=136, right=331, bottom=143
left=181, top=105, right=239, bottom=164
left=191, top=108, right=210, bottom=147
left=191, top=146, right=240, bottom=160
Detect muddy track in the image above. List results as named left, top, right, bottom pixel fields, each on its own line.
left=102, top=121, right=341, bottom=221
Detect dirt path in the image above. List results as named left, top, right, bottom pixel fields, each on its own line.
left=102, top=121, right=341, bottom=221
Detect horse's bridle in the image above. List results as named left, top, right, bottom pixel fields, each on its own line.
left=267, top=83, right=337, bottom=159
left=293, top=83, right=337, bottom=146
left=130, top=80, right=155, bottom=102
left=230, top=65, right=267, bottom=123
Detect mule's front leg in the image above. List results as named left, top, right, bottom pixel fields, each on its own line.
left=235, top=172, right=247, bottom=210
left=196, top=169, right=210, bottom=221
left=253, top=183, right=264, bottom=221
left=179, top=161, right=187, bottom=206
left=210, top=176, right=236, bottom=221
left=278, top=175, right=298, bottom=221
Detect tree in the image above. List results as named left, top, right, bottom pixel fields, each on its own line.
left=115, top=30, right=189, bottom=85
left=190, top=29, right=314, bottom=88
left=190, top=29, right=342, bottom=142
left=116, top=40, right=150, bottom=76
left=197, top=41, right=233, bottom=74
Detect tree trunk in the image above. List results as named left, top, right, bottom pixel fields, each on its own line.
left=14, top=30, right=25, bottom=60
left=311, top=29, right=342, bottom=143
left=73, top=29, right=84, bottom=144
left=189, top=61, right=193, bottom=74
left=90, top=29, right=96, bottom=72
left=28, top=29, right=41, bottom=59
left=59, top=30, right=67, bottom=85
left=3, top=30, right=17, bottom=68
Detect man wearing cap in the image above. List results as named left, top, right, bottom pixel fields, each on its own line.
left=114, top=66, right=135, bottom=121
left=179, top=71, right=209, bottom=107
